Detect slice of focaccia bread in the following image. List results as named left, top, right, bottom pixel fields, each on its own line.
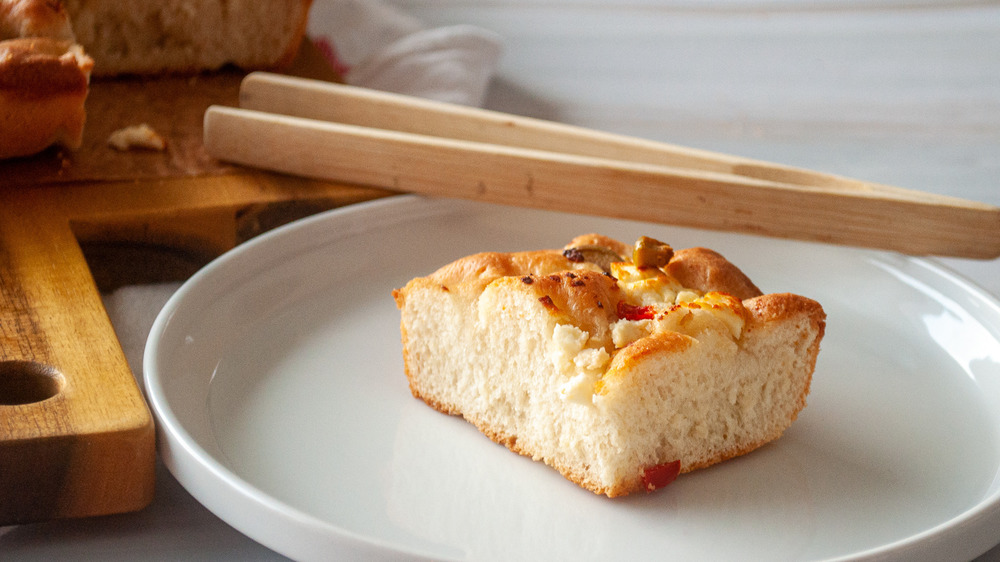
left=392, top=234, right=825, bottom=497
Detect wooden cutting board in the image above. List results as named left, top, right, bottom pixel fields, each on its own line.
left=0, top=41, right=391, bottom=525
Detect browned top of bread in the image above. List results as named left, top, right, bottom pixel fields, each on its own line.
left=0, top=37, right=90, bottom=96
left=0, top=0, right=74, bottom=41
left=565, top=233, right=631, bottom=258
left=422, top=238, right=759, bottom=291
left=427, top=249, right=596, bottom=289
left=666, top=247, right=763, bottom=300
left=396, top=234, right=787, bottom=350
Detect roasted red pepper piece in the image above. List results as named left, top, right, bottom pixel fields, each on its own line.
left=642, top=460, right=681, bottom=492
left=618, top=301, right=655, bottom=321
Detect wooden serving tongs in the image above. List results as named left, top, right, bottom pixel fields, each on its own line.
left=204, top=72, right=1000, bottom=259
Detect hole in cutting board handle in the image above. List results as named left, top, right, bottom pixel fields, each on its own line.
left=0, top=361, right=66, bottom=405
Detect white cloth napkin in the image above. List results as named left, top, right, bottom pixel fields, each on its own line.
left=103, top=0, right=504, bottom=388
left=309, top=0, right=503, bottom=106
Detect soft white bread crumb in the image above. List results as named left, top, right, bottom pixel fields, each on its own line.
left=393, top=235, right=826, bottom=497
left=107, top=123, right=165, bottom=151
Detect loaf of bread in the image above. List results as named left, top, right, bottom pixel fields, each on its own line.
left=0, top=0, right=311, bottom=159
left=0, top=37, right=93, bottom=158
left=62, top=0, right=312, bottom=76
left=1, top=0, right=90, bottom=158
left=393, top=234, right=826, bottom=497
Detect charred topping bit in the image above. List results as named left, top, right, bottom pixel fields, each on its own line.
left=562, top=244, right=626, bottom=274
left=441, top=285, right=450, bottom=292
left=562, top=248, right=585, bottom=262
left=521, top=275, right=534, bottom=284
left=538, top=295, right=558, bottom=311
left=632, top=236, right=674, bottom=269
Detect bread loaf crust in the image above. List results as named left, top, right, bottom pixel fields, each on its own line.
left=665, top=247, right=763, bottom=300
left=0, top=37, right=91, bottom=157
left=0, top=37, right=87, bottom=93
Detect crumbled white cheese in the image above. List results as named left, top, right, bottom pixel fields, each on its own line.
left=611, top=291, right=746, bottom=348
left=675, top=290, right=700, bottom=303
left=551, top=323, right=588, bottom=365
left=546, top=262, right=748, bottom=406
left=612, top=319, right=648, bottom=348
left=611, top=262, right=683, bottom=305
left=685, top=293, right=746, bottom=339
left=552, top=324, right=611, bottom=405
left=574, top=347, right=610, bottom=371
left=560, top=371, right=599, bottom=405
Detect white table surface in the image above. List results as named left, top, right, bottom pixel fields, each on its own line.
left=3, top=1, right=998, bottom=559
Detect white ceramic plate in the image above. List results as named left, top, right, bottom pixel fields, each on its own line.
left=145, top=195, right=1000, bottom=561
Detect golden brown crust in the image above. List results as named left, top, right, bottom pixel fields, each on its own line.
left=0, top=37, right=91, bottom=157
left=408, top=380, right=462, bottom=418
left=426, top=249, right=602, bottom=293
left=601, top=331, right=694, bottom=386
left=0, top=1, right=90, bottom=158
left=563, top=233, right=631, bottom=258
left=745, top=292, right=826, bottom=328
left=0, top=37, right=89, bottom=95
left=679, top=433, right=778, bottom=475
left=666, top=247, right=763, bottom=300
left=504, top=270, right=622, bottom=342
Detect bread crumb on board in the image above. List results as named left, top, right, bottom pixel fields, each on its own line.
left=107, top=123, right=166, bottom=151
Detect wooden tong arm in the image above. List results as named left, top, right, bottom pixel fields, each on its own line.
left=203, top=73, right=1000, bottom=259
